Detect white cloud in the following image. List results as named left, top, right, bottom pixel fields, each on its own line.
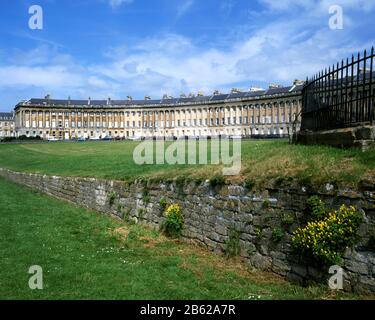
left=176, top=0, right=194, bottom=18
left=221, top=0, right=237, bottom=13
left=88, top=20, right=365, bottom=98
left=1, top=0, right=374, bottom=105
left=0, top=65, right=84, bottom=88
left=259, top=0, right=375, bottom=12
left=108, top=0, right=133, bottom=9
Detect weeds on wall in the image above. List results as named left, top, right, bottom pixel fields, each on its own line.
left=108, top=192, right=117, bottom=207
left=271, top=227, right=285, bottom=243
left=159, top=197, right=168, bottom=211
left=142, top=188, right=150, bottom=205
left=225, top=226, right=241, bottom=257
left=209, top=175, right=225, bottom=188
left=292, top=196, right=363, bottom=266
left=162, top=204, right=184, bottom=238
left=306, top=195, right=326, bottom=220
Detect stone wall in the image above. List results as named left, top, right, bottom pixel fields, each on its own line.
left=1, top=167, right=375, bottom=294
left=296, top=125, right=375, bottom=151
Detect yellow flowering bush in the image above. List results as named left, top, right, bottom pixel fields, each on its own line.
left=292, top=204, right=362, bottom=265
left=163, top=204, right=184, bottom=237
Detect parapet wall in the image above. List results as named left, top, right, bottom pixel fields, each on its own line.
left=1, top=167, right=375, bottom=294
left=296, top=125, right=375, bottom=151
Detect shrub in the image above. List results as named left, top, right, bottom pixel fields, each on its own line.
left=142, top=188, right=150, bottom=204
left=175, top=176, right=186, bottom=193
left=108, top=192, right=116, bottom=206
left=307, top=196, right=326, bottom=220
left=137, top=208, right=145, bottom=220
left=225, top=226, right=241, bottom=257
left=122, top=208, right=131, bottom=222
left=1, top=137, right=14, bottom=143
left=159, top=197, right=168, bottom=211
left=209, top=175, right=225, bottom=188
left=244, top=178, right=255, bottom=190
left=163, top=204, right=184, bottom=237
left=271, top=227, right=284, bottom=243
left=281, top=212, right=294, bottom=226
left=255, top=226, right=263, bottom=239
left=292, top=204, right=362, bottom=265
left=262, top=199, right=270, bottom=208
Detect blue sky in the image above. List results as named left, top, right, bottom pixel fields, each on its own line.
left=0, top=0, right=374, bottom=111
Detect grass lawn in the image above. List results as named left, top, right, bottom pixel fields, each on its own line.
left=0, top=140, right=374, bottom=188
left=0, top=176, right=370, bottom=300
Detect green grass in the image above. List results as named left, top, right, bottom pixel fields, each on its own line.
left=0, top=177, right=369, bottom=300
left=0, top=140, right=374, bottom=187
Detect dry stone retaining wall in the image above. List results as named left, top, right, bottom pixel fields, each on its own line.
left=1, top=167, right=375, bottom=294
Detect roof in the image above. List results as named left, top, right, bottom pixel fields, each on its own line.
left=16, top=84, right=303, bottom=110
left=0, top=112, right=14, bottom=120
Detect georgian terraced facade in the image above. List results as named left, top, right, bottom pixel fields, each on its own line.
left=0, top=113, right=15, bottom=138
left=14, top=82, right=304, bottom=140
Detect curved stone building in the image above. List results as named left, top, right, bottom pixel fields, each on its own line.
left=0, top=112, right=15, bottom=138
left=14, top=81, right=303, bottom=140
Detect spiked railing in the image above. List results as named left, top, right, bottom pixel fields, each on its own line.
left=301, top=47, right=375, bottom=131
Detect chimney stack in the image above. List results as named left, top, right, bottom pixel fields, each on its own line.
left=269, top=84, right=283, bottom=89
left=231, top=88, right=242, bottom=94
left=249, top=87, right=263, bottom=92
left=293, top=79, right=306, bottom=86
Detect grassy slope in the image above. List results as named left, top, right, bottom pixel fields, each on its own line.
left=0, top=177, right=367, bottom=300
left=0, top=140, right=374, bottom=187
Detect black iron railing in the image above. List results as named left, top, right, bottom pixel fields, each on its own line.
left=301, top=47, right=375, bottom=131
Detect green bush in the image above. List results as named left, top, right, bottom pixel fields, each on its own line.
left=255, top=226, right=263, bottom=239
left=159, top=197, right=168, bottom=211
left=142, top=188, right=150, bottom=204
left=137, top=208, right=145, bottom=220
left=1, top=137, right=14, bottom=143
left=271, top=227, right=284, bottom=243
left=175, top=176, right=186, bottom=193
left=225, top=227, right=241, bottom=257
left=244, top=178, right=255, bottom=190
left=262, top=199, right=270, bottom=208
left=281, top=212, right=294, bottom=226
left=292, top=204, right=362, bottom=265
left=163, top=204, right=184, bottom=237
left=108, top=192, right=116, bottom=206
left=122, top=208, right=131, bottom=222
left=209, top=175, right=225, bottom=188
left=307, top=196, right=326, bottom=220
left=1, top=136, right=42, bottom=142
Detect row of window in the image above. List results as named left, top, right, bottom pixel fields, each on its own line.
left=24, top=126, right=287, bottom=139
left=22, top=103, right=300, bottom=118
left=0, top=122, right=14, bottom=127
left=23, top=114, right=298, bottom=129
